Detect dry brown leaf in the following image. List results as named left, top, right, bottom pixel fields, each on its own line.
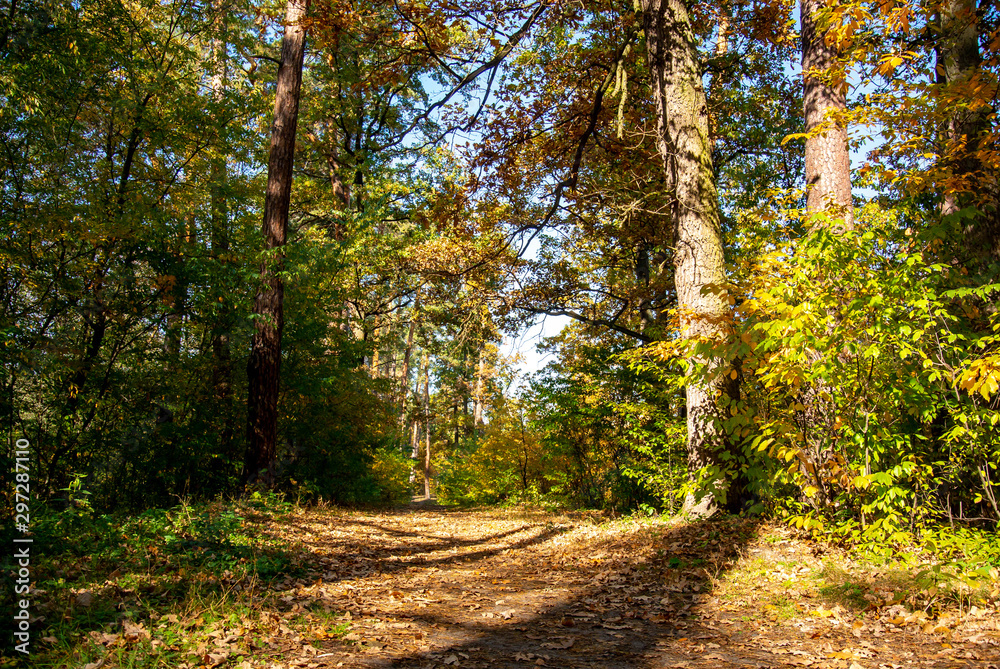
left=541, top=638, right=574, bottom=649
left=203, top=651, right=229, bottom=668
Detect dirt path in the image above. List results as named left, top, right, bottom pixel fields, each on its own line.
left=241, top=508, right=1000, bottom=669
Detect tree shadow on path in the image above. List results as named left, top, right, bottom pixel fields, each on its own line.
left=267, top=510, right=780, bottom=668
left=272, top=507, right=1000, bottom=668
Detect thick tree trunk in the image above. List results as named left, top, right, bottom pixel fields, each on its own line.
left=244, top=0, right=307, bottom=486
left=798, top=0, right=855, bottom=506
left=641, top=0, right=737, bottom=517
left=801, top=0, right=853, bottom=231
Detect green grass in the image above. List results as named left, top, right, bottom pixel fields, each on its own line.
left=762, top=595, right=797, bottom=621
left=0, top=495, right=316, bottom=668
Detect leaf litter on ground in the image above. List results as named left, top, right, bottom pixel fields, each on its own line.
left=12, top=502, right=1000, bottom=668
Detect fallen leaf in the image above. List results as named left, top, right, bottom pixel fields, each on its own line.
left=541, top=638, right=574, bottom=649
left=203, top=652, right=229, bottom=668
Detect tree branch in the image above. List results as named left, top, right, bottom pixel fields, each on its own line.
left=520, top=305, right=652, bottom=342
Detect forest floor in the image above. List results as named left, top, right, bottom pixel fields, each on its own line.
left=16, top=504, right=1000, bottom=668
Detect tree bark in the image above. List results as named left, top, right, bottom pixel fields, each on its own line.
left=797, top=0, right=855, bottom=507
left=398, top=291, right=420, bottom=430
left=210, top=10, right=234, bottom=454
left=641, top=0, right=737, bottom=517
left=937, top=0, right=998, bottom=261
left=473, top=353, right=485, bottom=426
left=409, top=351, right=428, bottom=485
left=422, top=350, right=432, bottom=500
left=801, top=0, right=853, bottom=231
left=244, top=0, right=307, bottom=486
left=369, top=317, right=381, bottom=378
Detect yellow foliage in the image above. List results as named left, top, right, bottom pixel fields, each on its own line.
left=370, top=448, right=413, bottom=505
left=959, top=356, right=1000, bottom=401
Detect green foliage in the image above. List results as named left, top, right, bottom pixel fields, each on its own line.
left=0, top=497, right=308, bottom=667
left=0, top=0, right=479, bottom=512
left=520, top=330, right=687, bottom=513
left=3, top=0, right=998, bottom=583
left=712, top=198, right=1000, bottom=544
left=30, top=496, right=299, bottom=580
left=436, top=398, right=552, bottom=507
left=369, top=447, right=415, bottom=506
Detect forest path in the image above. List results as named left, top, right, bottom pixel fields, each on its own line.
left=255, top=508, right=1000, bottom=668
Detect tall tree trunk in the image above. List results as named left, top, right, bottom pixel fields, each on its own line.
left=161, top=237, right=187, bottom=424
left=408, top=420, right=420, bottom=484
left=398, top=291, right=420, bottom=430
left=244, top=0, right=307, bottom=486
left=798, top=0, right=855, bottom=508
left=369, top=315, right=381, bottom=378
left=410, top=350, right=428, bottom=484
left=456, top=346, right=466, bottom=444
left=210, top=10, right=233, bottom=455
left=422, top=350, right=432, bottom=500
left=801, top=0, right=854, bottom=231
left=641, top=0, right=737, bottom=517
left=325, top=119, right=351, bottom=208
left=473, top=353, right=485, bottom=426
left=937, top=0, right=997, bottom=261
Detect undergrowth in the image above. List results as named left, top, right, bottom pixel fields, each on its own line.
left=0, top=492, right=318, bottom=667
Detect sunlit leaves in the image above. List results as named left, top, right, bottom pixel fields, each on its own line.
left=959, top=356, right=1000, bottom=401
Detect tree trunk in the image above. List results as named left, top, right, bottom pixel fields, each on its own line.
left=161, top=242, right=187, bottom=424
left=424, top=426, right=432, bottom=500
left=937, top=0, right=998, bottom=261
left=370, top=338, right=380, bottom=377
left=801, top=0, right=853, bottom=231
left=641, top=0, right=737, bottom=517
left=325, top=119, right=352, bottom=208
left=245, top=0, right=307, bottom=486
left=473, top=353, right=485, bottom=426
left=398, top=291, right=420, bottom=430
left=210, top=11, right=233, bottom=454
left=798, top=0, right=855, bottom=506
left=409, top=350, right=428, bottom=485
left=409, top=420, right=420, bottom=484
left=422, top=351, right=432, bottom=500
